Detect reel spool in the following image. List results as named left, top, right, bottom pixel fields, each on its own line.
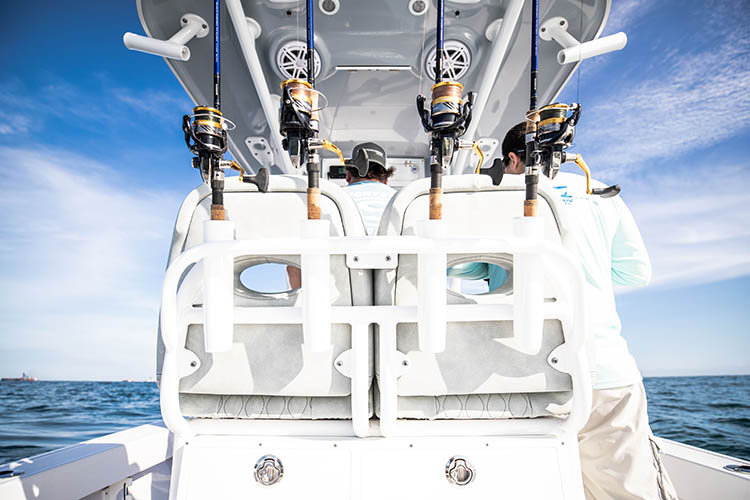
left=279, top=78, right=328, bottom=168
left=430, top=81, right=464, bottom=129
left=183, top=106, right=229, bottom=155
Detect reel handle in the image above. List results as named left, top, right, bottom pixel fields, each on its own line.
left=241, top=167, right=270, bottom=193
left=479, top=157, right=505, bottom=186
left=591, top=184, right=620, bottom=198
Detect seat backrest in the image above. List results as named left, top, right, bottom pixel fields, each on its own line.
left=158, top=175, right=371, bottom=419
left=375, top=174, right=575, bottom=419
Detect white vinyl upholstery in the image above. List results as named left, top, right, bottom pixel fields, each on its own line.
left=375, top=174, right=575, bottom=419
left=158, top=175, right=372, bottom=419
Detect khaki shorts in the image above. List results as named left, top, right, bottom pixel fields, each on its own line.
left=579, top=382, right=679, bottom=500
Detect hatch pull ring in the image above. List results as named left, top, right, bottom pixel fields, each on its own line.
left=445, top=456, right=476, bottom=486
left=254, top=455, right=284, bottom=486
left=123, top=14, right=209, bottom=61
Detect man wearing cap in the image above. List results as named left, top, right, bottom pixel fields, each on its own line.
left=343, top=142, right=396, bottom=236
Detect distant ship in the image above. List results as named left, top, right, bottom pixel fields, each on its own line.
left=1, top=373, right=37, bottom=382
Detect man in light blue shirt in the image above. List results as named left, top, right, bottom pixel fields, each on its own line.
left=456, top=123, right=677, bottom=500
left=343, top=142, right=396, bottom=236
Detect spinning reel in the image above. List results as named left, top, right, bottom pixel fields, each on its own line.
left=416, top=81, right=476, bottom=169
left=530, top=102, right=580, bottom=180
left=183, top=106, right=269, bottom=205
left=183, top=106, right=228, bottom=182
left=416, top=81, right=479, bottom=220
left=279, top=79, right=319, bottom=169
left=528, top=103, right=620, bottom=197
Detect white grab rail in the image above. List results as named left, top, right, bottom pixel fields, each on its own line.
left=159, top=232, right=592, bottom=439
left=123, top=13, right=209, bottom=61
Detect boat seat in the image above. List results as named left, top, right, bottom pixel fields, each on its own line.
left=158, top=175, right=372, bottom=420
left=375, top=174, right=575, bottom=420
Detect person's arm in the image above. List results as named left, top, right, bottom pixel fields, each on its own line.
left=286, top=265, right=302, bottom=289
left=611, top=199, right=652, bottom=286
left=446, top=262, right=490, bottom=280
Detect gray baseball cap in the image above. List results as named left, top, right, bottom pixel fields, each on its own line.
left=349, top=142, right=387, bottom=177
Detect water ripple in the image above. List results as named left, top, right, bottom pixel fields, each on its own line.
left=0, top=376, right=747, bottom=464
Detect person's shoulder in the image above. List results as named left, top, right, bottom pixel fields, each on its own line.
left=553, top=171, right=605, bottom=190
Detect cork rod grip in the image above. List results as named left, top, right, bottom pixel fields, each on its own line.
left=524, top=199, right=537, bottom=217
left=429, top=188, right=443, bottom=220
left=211, top=204, right=226, bottom=221
left=307, top=187, right=321, bottom=220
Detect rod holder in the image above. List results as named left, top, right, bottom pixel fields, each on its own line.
left=540, top=16, right=627, bottom=65
left=124, top=13, right=209, bottom=61
left=203, top=219, right=235, bottom=353
left=513, top=216, right=544, bottom=354
left=301, top=219, right=331, bottom=352
left=417, top=219, right=447, bottom=353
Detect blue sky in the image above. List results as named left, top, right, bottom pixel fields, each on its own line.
left=0, top=1, right=748, bottom=380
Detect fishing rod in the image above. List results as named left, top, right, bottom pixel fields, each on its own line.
left=279, top=0, right=344, bottom=220
left=182, top=0, right=269, bottom=217
left=521, top=0, right=619, bottom=200
left=523, top=0, right=541, bottom=217
left=416, top=0, right=476, bottom=220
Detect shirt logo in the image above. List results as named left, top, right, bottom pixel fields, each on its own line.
left=553, top=186, right=573, bottom=206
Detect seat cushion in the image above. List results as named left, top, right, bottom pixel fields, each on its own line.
left=375, top=175, right=574, bottom=419
left=159, top=176, right=373, bottom=419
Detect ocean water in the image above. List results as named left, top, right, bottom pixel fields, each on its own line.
left=0, top=376, right=747, bottom=465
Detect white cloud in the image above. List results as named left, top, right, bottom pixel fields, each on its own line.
left=0, top=146, right=182, bottom=380
left=601, top=0, right=652, bottom=36
left=620, top=162, right=750, bottom=290
left=580, top=27, right=750, bottom=178
left=0, top=76, right=191, bottom=137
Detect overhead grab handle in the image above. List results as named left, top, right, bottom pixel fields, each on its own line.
left=540, top=17, right=627, bottom=65
left=123, top=13, right=209, bottom=61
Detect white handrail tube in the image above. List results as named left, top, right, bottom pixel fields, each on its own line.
left=416, top=220, right=447, bottom=353
left=301, top=219, right=332, bottom=352
left=225, top=1, right=295, bottom=173
left=450, top=0, right=525, bottom=174
left=203, top=220, right=236, bottom=353
left=158, top=233, right=591, bottom=438
left=558, top=32, right=627, bottom=64
left=123, top=13, right=208, bottom=61
left=513, top=216, right=545, bottom=353
left=540, top=16, right=627, bottom=65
